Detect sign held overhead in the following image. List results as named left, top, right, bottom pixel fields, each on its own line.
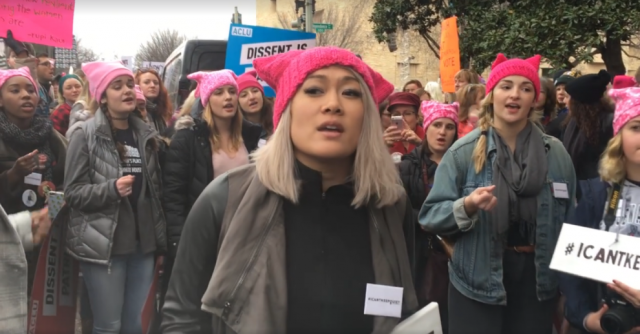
left=225, top=24, right=316, bottom=97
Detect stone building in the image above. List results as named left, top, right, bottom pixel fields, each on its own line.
left=256, top=0, right=640, bottom=89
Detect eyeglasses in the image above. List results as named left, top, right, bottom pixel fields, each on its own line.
left=38, top=59, right=55, bottom=67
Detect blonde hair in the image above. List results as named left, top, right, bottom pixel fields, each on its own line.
left=471, top=91, right=540, bottom=173
left=599, top=134, right=625, bottom=183
left=456, top=84, right=486, bottom=122
left=178, top=90, right=198, bottom=117
left=57, top=76, right=86, bottom=105
left=455, top=69, right=481, bottom=85
left=252, top=70, right=403, bottom=208
left=201, top=98, right=244, bottom=152
left=425, top=81, right=444, bottom=102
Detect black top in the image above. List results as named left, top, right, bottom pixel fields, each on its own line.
left=284, top=161, right=375, bottom=334
left=115, top=127, right=143, bottom=214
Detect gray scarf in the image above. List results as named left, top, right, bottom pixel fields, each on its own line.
left=491, top=122, right=548, bottom=244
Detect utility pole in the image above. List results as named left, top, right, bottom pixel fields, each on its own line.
left=232, top=6, right=242, bottom=24
left=305, top=0, right=314, bottom=32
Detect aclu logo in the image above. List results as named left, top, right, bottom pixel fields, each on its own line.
left=232, top=27, right=253, bottom=38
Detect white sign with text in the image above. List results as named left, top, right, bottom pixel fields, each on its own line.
left=363, top=284, right=403, bottom=318
left=550, top=223, right=640, bottom=289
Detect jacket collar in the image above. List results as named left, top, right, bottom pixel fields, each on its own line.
left=93, top=108, right=155, bottom=143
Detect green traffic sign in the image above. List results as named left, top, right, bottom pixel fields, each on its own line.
left=316, top=28, right=325, bottom=33
left=313, top=23, right=333, bottom=30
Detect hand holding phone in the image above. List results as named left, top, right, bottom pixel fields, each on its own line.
left=391, top=116, right=405, bottom=130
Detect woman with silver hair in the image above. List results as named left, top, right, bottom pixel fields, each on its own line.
left=162, top=47, right=418, bottom=334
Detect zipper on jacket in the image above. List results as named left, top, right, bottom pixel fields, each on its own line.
left=107, top=261, right=112, bottom=275
left=222, top=205, right=279, bottom=321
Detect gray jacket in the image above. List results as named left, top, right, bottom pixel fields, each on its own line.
left=0, top=205, right=29, bottom=333
left=64, top=109, right=166, bottom=264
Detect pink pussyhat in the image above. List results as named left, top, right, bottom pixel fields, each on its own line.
left=187, top=69, right=238, bottom=107
left=252, top=46, right=394, bottom=129
left=421, top=100, right=459, bottom=130
left=237, top=70, right=264, bottom=94
left=82, top=61, right=133, bottom=99
left=613, top=75, right=636, bottom=90
left=609, top=87, right=640, bottom=135
left=0, top=66, right=37, bottom=90
left=134, top=85, right=145, bottom=102
left=486, top=53, right=542, bottom=99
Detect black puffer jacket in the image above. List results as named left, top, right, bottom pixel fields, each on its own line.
left=399, top=147, right=438, bottom=214
left=162, top=115, right=262, bottom=258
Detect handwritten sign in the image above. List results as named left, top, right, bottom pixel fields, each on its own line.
left=550, top=223, right=640, bottom=290
left=0, top=0, right=76, bottom=49
left=439, top=17, right=461, bottom=93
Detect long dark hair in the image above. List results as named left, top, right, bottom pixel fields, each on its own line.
left=563, top=96, right=615, bottom=145
left=239, top=90, right=274, bottom=136
left=539, top=77, right=557, bottom=118
left=135, top=68, right=173, bottom=123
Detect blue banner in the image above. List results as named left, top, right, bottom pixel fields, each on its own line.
left=225, top=24, right=316, bottom=97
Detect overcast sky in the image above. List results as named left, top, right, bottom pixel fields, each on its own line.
left=73, top=0, right=257, bottom=60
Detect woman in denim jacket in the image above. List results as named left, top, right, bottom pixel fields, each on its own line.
left=419, top=54, right=576, bottom=334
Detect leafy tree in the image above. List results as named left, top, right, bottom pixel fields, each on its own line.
left=370, top=0, right=640, bottom=74
left=135, top=29, right=187, bottom=66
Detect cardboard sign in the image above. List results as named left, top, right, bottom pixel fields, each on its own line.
left=0, top=1, right=75, bottom=49
left=550, top=223, right=640, bottom=289
left=225, top=24, right=316, bottom=97
left=28, top=204, right=79, bottom=334
left=392, top=302, right=442, bottom=334
left=439, top=17, right=461, bottom=93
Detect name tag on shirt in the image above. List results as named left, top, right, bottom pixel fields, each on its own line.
left=363, top=284, right=403, bottom=318
left=24, top=173, right=42, bottom=186
left=258, top=139, right=267, bottom=148
left=552, top=182, right=569, bottom=199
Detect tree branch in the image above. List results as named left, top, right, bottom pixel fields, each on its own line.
left=622, top=47, right=640, bottom=60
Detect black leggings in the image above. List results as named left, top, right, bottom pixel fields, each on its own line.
left=448, top=252, right=557, bottom=334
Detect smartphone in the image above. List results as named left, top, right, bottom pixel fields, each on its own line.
left=391, top=115, right=404, bottom=130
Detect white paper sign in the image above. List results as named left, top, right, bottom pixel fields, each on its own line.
left=550, top=223, right=640, bottom=289
left=121, top=56, right=134, bottom=70
left=392, top=302, right=442, bottom=334
left=552, top=182, right=569, bottom=199
left=363, top=284, right=403, bottom=318
left=24, top=172, right=42, bottom=186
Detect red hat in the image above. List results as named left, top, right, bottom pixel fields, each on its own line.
left=613, top=75, right=636, bottom=90
left=237, top=70, right=264, bottom=94
left=486, top=53, right=542, bottom=99
left=253, top=46, right=394, bottom=129
left=388, top=92, right=421, bottom=110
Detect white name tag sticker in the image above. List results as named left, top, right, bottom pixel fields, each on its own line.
left=552, top=182, right=569, bottom=199
left=550, top=223, right=640, bottom=290
left=258, top=139, right=267, bottom=148
left=24, top=173, right=42, bottom=186
left=364, top=283, right=403, bottom=318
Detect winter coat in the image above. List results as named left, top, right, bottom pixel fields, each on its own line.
left=162, top=115, right=262, bottom=258
left=64, top=110, right=166, bottom=264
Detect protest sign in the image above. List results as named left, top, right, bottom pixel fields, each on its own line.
left=225, top=24, right=316, bottom=97
left=0, top=0, right=75, bottom=49
left=28, top=193, right=78, bottom=334
left=392, top=302, right=442, bottom=334
left=439, top=17, right=461, bottom=93
left=550, top=223, right=640, bottom=289
left=121, top=56, right=134, bottom=70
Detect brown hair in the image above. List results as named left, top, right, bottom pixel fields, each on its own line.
left=403, top=79, right=423, bottom=92
left=456, top=84, right=485, bottom=122
left=635, top=65, right=640, bottom=86
left=378, top=99, right=389, bottom=116
left=135, top=68, right=173, bottom=123
left=202, top=99, right=244, bottom=152
left=539, top=77, right=557, bottom=119
left=415, top=88, right=431, bottom=100
left=563, top=96, right=615, bottom=145
left=239, top=91, right=274, bottom=137
left=454, top=69, right=481, bottom=85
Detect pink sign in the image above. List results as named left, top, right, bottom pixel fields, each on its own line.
left=0, top=0, right=75, bottom=49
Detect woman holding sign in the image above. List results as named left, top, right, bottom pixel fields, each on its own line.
left=419, top=54, right=576, bottom=334
left=64, top=61, right=166, bottom=334
left=560, top=87, right=640, bottom=334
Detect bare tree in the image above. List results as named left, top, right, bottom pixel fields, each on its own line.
left=135, top=29, right=187, bottom=66
left=76, top=39, right=99, bottom=67
left=277, top=0, right=372, bottom=55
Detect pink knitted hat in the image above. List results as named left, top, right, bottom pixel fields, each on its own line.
left=134, top=85, right=145, bottom=102
left=421, top=100, right=459, bottom=130
left=485, top=54, right=542, bottom=99
left=253, top=46, right=394, bottom=129
left=237, top=70, right=264, bottom=94
left=609, top=87, right=640, bottom=135
left=613, top=75, right=636, bottom=90
left=0, top=67, right=37, bottom=91
left=187, top=69, right=238, bottom=107
left=82, top=61, right=134, bottom=99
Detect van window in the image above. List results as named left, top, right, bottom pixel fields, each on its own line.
left=164, top=58, right=182, bottom=109
left=193, top=51, right=225, bottom=72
